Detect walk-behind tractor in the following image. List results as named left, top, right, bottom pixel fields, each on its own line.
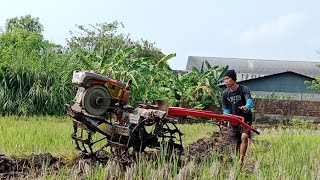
left=67, top=70, right=260, bottom=163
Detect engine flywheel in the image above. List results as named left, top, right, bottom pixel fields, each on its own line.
left=82, top=85, right=111, bottom=116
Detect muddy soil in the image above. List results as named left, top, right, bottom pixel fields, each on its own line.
left=186, top=127, right=234, bottom=163
left=0, top=128, right=242, bottom=179
left=0, top=153, right=64, bottom=179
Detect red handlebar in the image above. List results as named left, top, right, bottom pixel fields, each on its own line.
left=167, top=107, right=260, bottom=135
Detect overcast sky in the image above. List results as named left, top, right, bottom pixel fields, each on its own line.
left=1, top=0, right=320, bottom=70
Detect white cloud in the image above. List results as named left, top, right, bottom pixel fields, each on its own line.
left=239, top=13, right=305, bottom=44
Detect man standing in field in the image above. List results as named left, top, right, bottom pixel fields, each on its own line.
left=221, top=69, right=253, bottom=165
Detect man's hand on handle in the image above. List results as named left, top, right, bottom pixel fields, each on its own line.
left=239, top=106, right=248, bottom=112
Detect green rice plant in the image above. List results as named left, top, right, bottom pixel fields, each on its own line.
left=0, top=116, right=218, bottom=156
left=176, top=123, right=219, bottom=146
left=0, top=116, right=74, bottom=156
left=2, top=116, right=320, bottom=179
left=248, top=127, right=320, bottom=179
left=289, top=117, right=315, bottom=129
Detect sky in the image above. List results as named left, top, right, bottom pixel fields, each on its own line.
left=1, top=0, right=320, bottom=70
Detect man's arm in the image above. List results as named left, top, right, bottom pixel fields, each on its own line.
left=245, top=99, right=253, bottom=111
left=239, top=86, right=253, bottom=112
left=222, top=91, right=230, bottom=114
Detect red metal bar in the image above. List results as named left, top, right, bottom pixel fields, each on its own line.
left=91, top=80, right=105, bottom=85
left=167, top=107, right=260, bottom=134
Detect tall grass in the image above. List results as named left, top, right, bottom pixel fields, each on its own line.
left=0, top=53, right=77, bottom=115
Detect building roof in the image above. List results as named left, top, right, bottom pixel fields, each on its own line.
left=171, top=70, right=188, bottom=76
left=239, top=71, right=315, bottom=83
left=218, top=71, right=315, bottom=87
left=186, top=56, right=320, bottom=81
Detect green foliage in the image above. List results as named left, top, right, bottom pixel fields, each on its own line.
left=173, top=62, right=228, bottom=109
left=67, top=21, right=164, bottom=62
left=0, top=15, right=75, bottom=115
left=66, top=21, right=178, bottom=105
left=67, top=22, right=226, bottom=109
left=5, top=14, right=44, bottom=33
left=262, top=91, right=293, bottom=100
left=289, top=117, right=315, bottom=129
left=305, top=65, right=320, bottom=90
left=0, top=16, right=226, bottom=115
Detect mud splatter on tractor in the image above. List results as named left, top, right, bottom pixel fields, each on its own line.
left=66, top=70, right=259, bottom=163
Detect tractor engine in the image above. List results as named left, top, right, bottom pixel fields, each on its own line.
left=67, top=70, right=183, bottom=162
left=71, top=70, right=131, bottom=116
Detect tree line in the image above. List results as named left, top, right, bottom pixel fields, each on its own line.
left=0, top=15, right=228, bottom=116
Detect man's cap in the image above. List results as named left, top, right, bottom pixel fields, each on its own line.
left=224, top=69, right=237, bottom=81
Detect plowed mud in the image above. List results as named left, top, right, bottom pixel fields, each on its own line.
left=186, top=127, right=235, bottom=164
left=0, top=153, right=64, bottom=179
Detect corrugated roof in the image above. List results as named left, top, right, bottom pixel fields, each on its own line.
left=171, top=70, right=188, bottom=75
left=186, top=56, right=320, bottom=81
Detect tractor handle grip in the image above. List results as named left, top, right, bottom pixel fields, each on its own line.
left=252, top=129, right=260, bottom=135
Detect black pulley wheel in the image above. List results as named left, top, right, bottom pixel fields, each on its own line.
left=82, top=85, right=111, bottom=116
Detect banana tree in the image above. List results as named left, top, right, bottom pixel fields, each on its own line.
left=172, top=61, right=228, bottom=109
left=73, top=44, right=177, bottom=104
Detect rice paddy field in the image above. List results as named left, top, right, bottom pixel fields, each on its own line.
left=0, top=116, right=319, bottom=179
